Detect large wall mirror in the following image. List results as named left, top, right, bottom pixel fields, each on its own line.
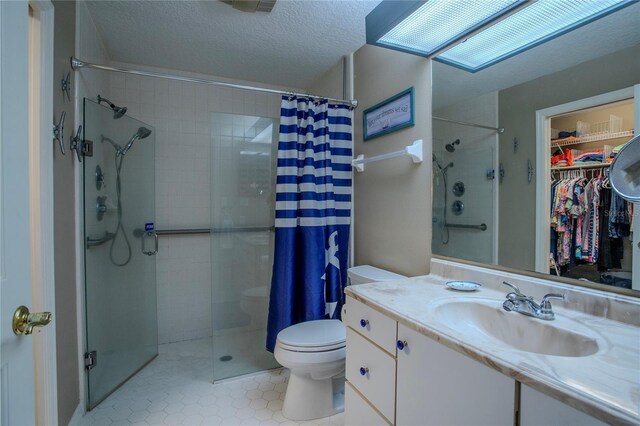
left=431, top=3, right=640, bottom=295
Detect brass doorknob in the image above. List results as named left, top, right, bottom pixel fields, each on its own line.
left=12, top=306, right=52, bottom=336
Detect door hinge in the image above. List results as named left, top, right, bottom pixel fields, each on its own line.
left=486, top=169, right=495, bottom=180
left=85, top=351, right=97, bottom=370
left=82, top=140, right=94, bottom=157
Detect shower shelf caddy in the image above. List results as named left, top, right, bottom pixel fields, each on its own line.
left=352, top=139, right=423, bottom=172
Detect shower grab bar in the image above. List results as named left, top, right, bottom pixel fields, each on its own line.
left=153, top=226, right=275, bottom=236
left=86, top=232, right=116, bottom=248
left=433, top=116, right=504, bottom=134
left=445, top=223, right=487, bottom=231
left=352, top=140, right=423, bottom=172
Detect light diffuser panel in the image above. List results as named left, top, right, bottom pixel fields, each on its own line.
left=437, top=0, right=632, bottom=72
left=377, top=0, right=520, bottom=55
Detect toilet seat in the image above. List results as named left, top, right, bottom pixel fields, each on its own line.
left=277, top=319, right=346, bottom=353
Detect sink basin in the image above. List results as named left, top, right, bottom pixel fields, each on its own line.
left=430, top=298, right=601, bottom=357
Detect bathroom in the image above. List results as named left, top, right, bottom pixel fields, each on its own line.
left=1, top=1, right=639, bottom=425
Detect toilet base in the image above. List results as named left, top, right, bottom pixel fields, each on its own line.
left=282, top=372, right=345, bottom=421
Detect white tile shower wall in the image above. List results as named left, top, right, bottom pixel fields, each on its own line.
left=432, top=92, right=499, bottom=264
left=109, top=63, right=292, bottom=343
left=75, top=1, right=110, bottom=111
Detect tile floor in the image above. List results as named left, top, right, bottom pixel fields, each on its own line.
left=80, top=339, right=344, bottom=426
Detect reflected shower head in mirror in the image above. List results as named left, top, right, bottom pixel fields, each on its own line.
left=97, top=94, right=128, bottom=119
left=433, top=154, right=454, bottom=173
left=120, top=127, right=152, bottom=156
left=445, top=139, right=461, bottom=152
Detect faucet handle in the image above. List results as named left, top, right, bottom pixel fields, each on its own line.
left=502, top=281, right=523, bottom=295
left=539, top=293, right=565, bottom=314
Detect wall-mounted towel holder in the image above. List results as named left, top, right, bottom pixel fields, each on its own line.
left=352, top=139, right=423, bottom=172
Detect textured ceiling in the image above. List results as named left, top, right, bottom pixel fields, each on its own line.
left=433, top=2, right=640, bottom=110
left=86, top=1, right=639, bottom=99
left=86, top=0, right=382, bottom=89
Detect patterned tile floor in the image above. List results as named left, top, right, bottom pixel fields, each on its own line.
left=80, top=339, right=344, bottom=426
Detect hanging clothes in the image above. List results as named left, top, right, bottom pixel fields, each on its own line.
left=550, top=169, right=630, bottom=276
left=266, top=97, right=353, bottom=352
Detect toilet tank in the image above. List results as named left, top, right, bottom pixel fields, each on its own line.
left=347, top=265, right=406, bottom=285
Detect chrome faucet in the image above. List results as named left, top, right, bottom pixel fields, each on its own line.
left=502, top=282, right=565, bottom=320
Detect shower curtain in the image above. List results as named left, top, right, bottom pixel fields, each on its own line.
left=266, top=97, right=353, bottom=352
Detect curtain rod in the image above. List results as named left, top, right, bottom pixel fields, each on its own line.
left=71, top=57, right=358, bottom=108
left=433, top=116, right=504, bottom=134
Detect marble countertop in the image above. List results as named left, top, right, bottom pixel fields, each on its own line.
left=345, top=275, right=640, bottom=426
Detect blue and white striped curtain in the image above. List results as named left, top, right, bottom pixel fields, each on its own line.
left=266, top=97, right=353, bottom=352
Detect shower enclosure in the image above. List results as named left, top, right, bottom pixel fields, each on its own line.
left=83, top=99, right=158, bottom=408
left=210, top=112, right=280, bottom=381
left=432, top=105, right=499, bottom=264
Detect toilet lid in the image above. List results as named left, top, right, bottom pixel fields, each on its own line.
left=277, top=320, right=346, bottom=350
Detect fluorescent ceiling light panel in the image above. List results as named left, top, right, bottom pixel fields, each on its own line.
left=367, top=0, right=522, bottom=56
left=437, top=0, right=633, bottom=72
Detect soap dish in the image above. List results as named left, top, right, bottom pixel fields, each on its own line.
left=446, top=281, right=481, bottom=292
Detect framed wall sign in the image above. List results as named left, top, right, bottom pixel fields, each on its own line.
left=363, top=87, right=414, bottom=141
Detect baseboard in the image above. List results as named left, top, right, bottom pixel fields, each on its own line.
left=67, top=404, right=84, bottom=426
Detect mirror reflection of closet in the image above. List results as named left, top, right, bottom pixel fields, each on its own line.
left=548, top=99, right=635, bottom=288
left=431, top=5, right=640, bottom=295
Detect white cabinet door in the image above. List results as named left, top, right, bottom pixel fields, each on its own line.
left=396, top=324, right=515, bottom=426
left=520, top=384, right=607, bottom=426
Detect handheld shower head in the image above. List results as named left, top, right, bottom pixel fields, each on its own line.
left=120, top=127, right=152, bottom=156
left=445, top=139, right=461, bottom=152
left=97, top=95, right=128, bottom=119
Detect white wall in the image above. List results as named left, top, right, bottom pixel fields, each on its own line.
left=432, top=92, right=498, bottom=264
left=353, top=45, right=432, bottom=277
left=108, top=63, right=289, bottom=343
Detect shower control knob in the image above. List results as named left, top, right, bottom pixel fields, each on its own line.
left=359, top=367, right=369, bottom=376
left=397, top=340, right=408, bottom=350
left=359, top=319, right=369, bottom=328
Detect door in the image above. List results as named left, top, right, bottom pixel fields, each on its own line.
left=210, top=112, right=279, bottom=381
left=82, top=99, right=157, bottom=409
left=1, top=1, right=36, bottom=424
left=396, top=324, right=515, bottom=425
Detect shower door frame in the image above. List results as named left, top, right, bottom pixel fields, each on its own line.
left=28, top=1, right=59, bottom=423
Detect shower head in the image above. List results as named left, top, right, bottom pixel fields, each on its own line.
left=120, top=127, right=152, bottom=156
left=445, top=139, right=461, bottom=152
left=97, top=95, right=128, bottom=119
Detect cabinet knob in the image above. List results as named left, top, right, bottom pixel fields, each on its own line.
left=359, top=367, right=369, bottom=376
left=397, top=340, right=408, bottom=350
left=359, top=319, right=369, bottom=328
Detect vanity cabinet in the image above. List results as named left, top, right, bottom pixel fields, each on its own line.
left=395, top=324, right=515, bottom=425
left=345, top=297, right=397, bottom=425
left=345, top=295, right=514, bottom=425
left=520, top=384, right=607, bottom=426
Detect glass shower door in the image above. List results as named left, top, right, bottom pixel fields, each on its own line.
left=432, top=134, right=497, bottom=264
left=83, top=99, right=158, bottom=409
left=210, top=112, right=280, bottom=381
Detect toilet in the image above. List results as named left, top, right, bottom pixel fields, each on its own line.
left=274, top=265, right=406, bottom=421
